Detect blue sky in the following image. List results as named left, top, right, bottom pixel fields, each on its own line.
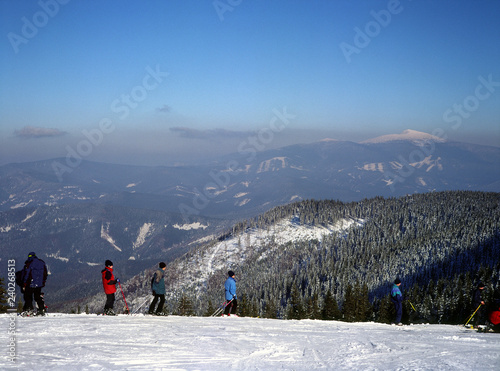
left=1, top=0, right=499, bottom=166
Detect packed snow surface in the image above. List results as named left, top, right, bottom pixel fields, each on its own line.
left=1, top=314, right=499, bottom=370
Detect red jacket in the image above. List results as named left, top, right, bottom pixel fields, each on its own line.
left=101, top=267, right=117, bottom=294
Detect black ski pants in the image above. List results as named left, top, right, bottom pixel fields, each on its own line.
left=149, top=294, right=165, bottom=314
left=24, top=287, right=44, bottom=312
left=224, top=299, right=237, bottom=315
left=104, top=293, right=115, bottom=310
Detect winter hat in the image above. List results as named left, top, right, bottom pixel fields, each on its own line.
left=159, top=262, right=166, bottom=269
left=28, top=252, right=36, bottom=257
left=478, top=282, right=485, bottom=288
left=394, top=279, right=401, bottom=285
left=105, top=260, right=113, bottom=267
left=228, top=270, right=235, bottom=277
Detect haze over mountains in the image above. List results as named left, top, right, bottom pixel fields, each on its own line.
left=1, top=130, right=499, bottom=220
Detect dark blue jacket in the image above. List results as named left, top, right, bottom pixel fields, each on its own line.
left=472, top=288, right=484, bottom=307
left=23, top=256, right=48, bottom=288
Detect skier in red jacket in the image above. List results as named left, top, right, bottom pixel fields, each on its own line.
left=101, top=260, right=119, bottom=315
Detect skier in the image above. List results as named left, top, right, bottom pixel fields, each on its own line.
left=148, top=262, right=167, bottom=315
left=22, top=252, right=48, bottom=316
left=472, top=282, right=486, bottom=327
left=17, top=260, right=30, bottom=312
left=390, top=278, right=403, bottom=325
left=488, top=288, right=500, bottom=332
left=224, top=270, right=238, bottom=316
left=101, top=260, right=119, bottom=315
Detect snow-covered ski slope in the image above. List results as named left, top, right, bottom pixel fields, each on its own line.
left=2, top=314, right=499, bottom=370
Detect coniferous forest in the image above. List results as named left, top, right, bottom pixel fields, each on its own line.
left=184, top=191, right=500, bottom=324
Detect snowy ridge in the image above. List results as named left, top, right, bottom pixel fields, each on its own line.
left=169, top=216, right=363, bottom=296
left=120, top=216, right=364, bottom=312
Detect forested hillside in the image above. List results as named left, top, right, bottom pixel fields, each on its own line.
left=84, top=191, right=499, bottom=324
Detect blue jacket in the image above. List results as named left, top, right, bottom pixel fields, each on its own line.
left=391, top=284, right=403, bottom=304
left=225, top=277, right=237, bottom=301
left=152, top=269, right=166, bottom=295
left=23, top=256, right=48, bottom=288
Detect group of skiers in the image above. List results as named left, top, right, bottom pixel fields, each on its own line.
left=100, top=261, right=238, bottom=317
left=100, top=260, right=169, bottom=316
left=15, top=252, right=498, bottom=331
left=470, top=282, right=500, bottom=332
left=391, top=279, right=500, bottom=331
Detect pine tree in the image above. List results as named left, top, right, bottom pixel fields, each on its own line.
left=376, top=295, right=394, bottom=324
left=342, top=284, right=356, bottom=322
left=305, top=294, right=321, bottom=320
left=287, top=284, right=304, bottom=320
left=177, top=295, right=195, bottom=316
left=239, top=293, right=249, bottom=317
left=0, top=278, right=8, bottom=313
left=321, top=289, right=340, bottom=320
left=204, top=299, right=215, bottom=317
left=263, top=300, right=278, bottom=319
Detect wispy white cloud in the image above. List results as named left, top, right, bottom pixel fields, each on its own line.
left=157, top=104, right=171, bottom=113
left=14, top=126, right=67, bottom=139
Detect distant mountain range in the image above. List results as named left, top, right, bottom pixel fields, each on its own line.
left=1, top=130, right=499, bottom=219
left=1, top=130, right=499, bottom=309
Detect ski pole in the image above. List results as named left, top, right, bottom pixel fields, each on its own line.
left=464, top=304, right=482, bottom=326
left=407, top=300, right=417, bottom=312
left=118, top=281, right=130, bottom=314
left=132, top=295, right=153, bottom=315
left=211, top=300, right=227, bottom=317
left=211, top=299, right=233, bottom=317
left=211, top=305, right=224, bottom=317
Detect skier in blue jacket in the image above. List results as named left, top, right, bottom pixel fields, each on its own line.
left=391, top=278, right=403, bottom=325
left=224, top=271, right=237, bottom=316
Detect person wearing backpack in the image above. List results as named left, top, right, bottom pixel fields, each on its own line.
left=148, top=262, right=167, bottom=315
left=22, top=252, right=48, bottom=316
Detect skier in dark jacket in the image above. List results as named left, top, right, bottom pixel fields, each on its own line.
left=224, top=271, right=237, bottom=316
left=101, top=260, right=119, bottom=315
left=390, top=279, right=403, bottom=325
left=472, top=282, right=486, bottom=327
left=148, top=262, right=167, bottom=315
left=22, top=252, right=48, bottom=316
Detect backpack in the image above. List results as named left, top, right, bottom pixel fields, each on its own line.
left=15, top=270, right=24, bottom=287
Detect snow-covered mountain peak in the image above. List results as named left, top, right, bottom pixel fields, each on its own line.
left=361, top=129, right=447, bottom=144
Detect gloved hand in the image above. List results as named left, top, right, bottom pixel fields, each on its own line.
left=116, top=278, right=120, bottom=283
left=152, top=290, right=157, bottom=296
